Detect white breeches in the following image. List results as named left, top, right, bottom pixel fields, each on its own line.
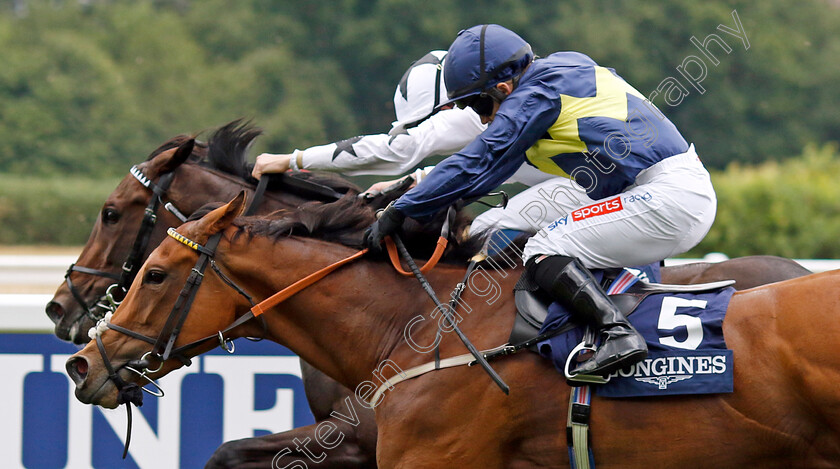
left=471, top=145, right=717, bottom=269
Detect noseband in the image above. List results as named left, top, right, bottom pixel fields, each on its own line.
left=63, top=167, right=343, bottom=326
left=87, top=226, right=258, bottom=459
left=64, top=166, right=188, bottom=324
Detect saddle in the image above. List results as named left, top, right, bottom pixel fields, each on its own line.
left=508, top=274, right=736, bottom=350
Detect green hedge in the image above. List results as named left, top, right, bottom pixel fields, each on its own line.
left=0, top=175, right=121, bottom=245
left=1, top=143, right=839, bottom=257
left=684, top=143, right=840, bottom=258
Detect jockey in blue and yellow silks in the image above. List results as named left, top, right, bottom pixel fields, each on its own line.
left=365, top=24, right=717, bottom=380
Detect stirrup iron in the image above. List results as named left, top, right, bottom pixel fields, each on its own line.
left=565, top=328, right=609, bottom=385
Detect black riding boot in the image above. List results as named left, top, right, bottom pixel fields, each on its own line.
left=530, top=255, right=648, bottom=377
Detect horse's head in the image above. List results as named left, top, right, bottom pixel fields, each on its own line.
left=46, top=138, right=198, bottom=343
left=66, top=193, right=252, bottom=408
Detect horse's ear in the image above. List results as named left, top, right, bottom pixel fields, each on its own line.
left=196, top=191, right=248, bottom=236
left=152, top=139, right=195, bottom=175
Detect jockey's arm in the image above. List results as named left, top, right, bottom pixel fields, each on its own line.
left=252, top=107, right=483, bottom=180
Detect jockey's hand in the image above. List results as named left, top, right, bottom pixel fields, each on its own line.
left=252, top=153, right=292, bottom=179
left=363, top=203, right=405, bottom=251
left=358, top=176, right=416, bottom=200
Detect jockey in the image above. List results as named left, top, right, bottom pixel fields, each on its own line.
left=251, top=50, right=579, bottom=238
left=364, top=24, right=717, bottom=378
left=251, top=50, right=484, bottom=190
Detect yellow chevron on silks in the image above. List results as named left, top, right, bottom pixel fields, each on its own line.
left=526, top=66, right=646, bottom=177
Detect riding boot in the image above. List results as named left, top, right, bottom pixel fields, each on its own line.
left=530, top=255, right=648, bottom=377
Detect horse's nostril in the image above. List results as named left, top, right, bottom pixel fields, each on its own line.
left=66, top=356, right=89, bottom=385
left=45, top=301, right=65, bottom=323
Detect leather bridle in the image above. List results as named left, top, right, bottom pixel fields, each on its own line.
left=64, top=165, right=187, bottom=324
left=83, top=188, right=445, bottom=459
left=88, top=226, right=257, bottom=459
left=63, top=167, right=348, bottom=327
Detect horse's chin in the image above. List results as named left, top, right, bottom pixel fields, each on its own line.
left=52, top=309, right=96, bottom=345
left=75, top=377, right=119, bottom=409
left=70, top=317, right=96, bottom=345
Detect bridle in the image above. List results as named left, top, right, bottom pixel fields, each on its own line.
left=86, top=194, right=455, bottom=458
left=89, top=222, right=366, bottom=457
left=88, top=226, right=258, bottom=459
left=90, top=201, right=460, bottom=403
left=63, top=166, right=348, bottom=328
left=93, top=224, right=371, bottom=383
left=64, top=165, right=188, bottom=325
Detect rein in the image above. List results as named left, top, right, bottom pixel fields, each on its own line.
left=63, top=166, right=276, bottom=326
left=383, top=204, right=453, bottom=276
left=390, top=233, right=510, bottom=395
left=89, top=204, right=460, bottom=458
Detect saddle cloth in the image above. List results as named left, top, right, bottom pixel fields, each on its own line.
left=535, top=271, right=736, bottom=397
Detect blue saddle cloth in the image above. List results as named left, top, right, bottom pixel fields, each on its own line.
left=537, top=270, right=736, bottom=397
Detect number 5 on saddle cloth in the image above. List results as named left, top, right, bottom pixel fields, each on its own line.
left=513, top=267, right=736, bottom=398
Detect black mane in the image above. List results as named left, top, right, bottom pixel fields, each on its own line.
left=235, top=195, right=487, bottom=264
left=182, top=120, right=524, bottom=268
left=203, top=119, right=361, bottom=194
left=146, top=119, right=360, bottom=196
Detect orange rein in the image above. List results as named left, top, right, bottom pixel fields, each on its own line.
left=251, top=248, right=369, bottom=317
left=385, top=235, right=448, bottom=276
left=250, top=235, right=447, bottom=316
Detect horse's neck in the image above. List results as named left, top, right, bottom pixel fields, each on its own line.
left=223, top=233, right=470, bottom=391
left=168, top=165, right=305, bottom=215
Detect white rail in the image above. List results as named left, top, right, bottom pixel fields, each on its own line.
left=663, top=253, right=839, bottom=273
left=0, top=253, right=836, bottom=333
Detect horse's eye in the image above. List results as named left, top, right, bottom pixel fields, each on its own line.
left=144, top=270, right=166, bottom=285
left=102, top=208, right=121, bottom=225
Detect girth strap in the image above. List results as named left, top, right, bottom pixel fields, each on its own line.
left=567, top=385, right=595, bottom=469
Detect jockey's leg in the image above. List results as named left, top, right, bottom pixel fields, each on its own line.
left=470, top=177, right=578, bottom=235
left=528, top=255, right=648, bottom=376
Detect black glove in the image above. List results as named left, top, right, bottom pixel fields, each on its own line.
left=363, top=203, right=405, bottom=251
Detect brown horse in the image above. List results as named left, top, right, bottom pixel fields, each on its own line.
left=49, top=121, right=809, bottom=469
left=661, top=255, right=810, bottom=289
left=67, top=195, right=839, bottom=468
left=46, top=119, right=356, bottom=345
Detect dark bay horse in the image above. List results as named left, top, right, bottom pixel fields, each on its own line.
left=67, top=195, right=839, bottom=468
left=46, top=119, right=356, bottom=344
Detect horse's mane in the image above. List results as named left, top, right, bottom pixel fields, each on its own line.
left=174, top=119, right=525, bottom=266
left=147, top=119, right=360, bottom=195
left=232, top=195, right=487, bottom=264
left=204, top=119, right=361, bottom=194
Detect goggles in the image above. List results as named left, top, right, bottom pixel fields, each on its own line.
left=455, top=92, right=496, bottom=117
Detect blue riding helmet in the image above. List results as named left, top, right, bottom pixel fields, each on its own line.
left=441, top=24, right=534, bottom=108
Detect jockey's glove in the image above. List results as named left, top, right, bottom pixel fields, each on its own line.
left=363, top=202, right=405, bottom=251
